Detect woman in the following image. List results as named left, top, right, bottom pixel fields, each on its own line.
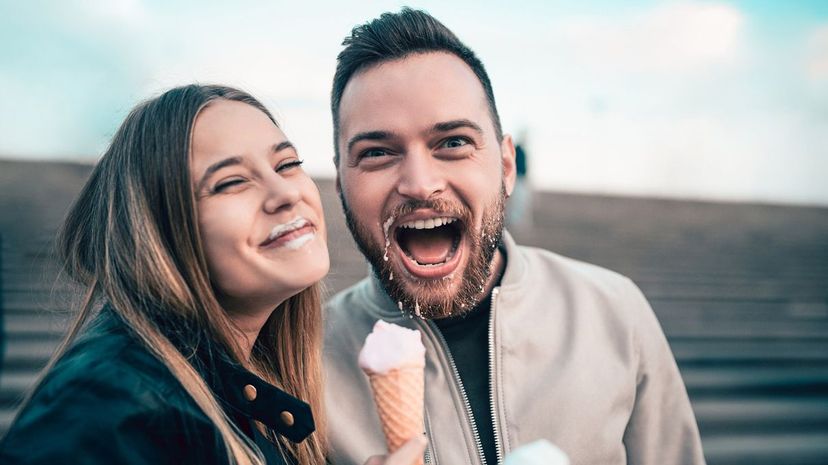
left=0, top=85, right=424, bottom=465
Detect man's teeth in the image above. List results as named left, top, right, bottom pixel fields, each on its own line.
left=399, top=217, right=457, bottom=230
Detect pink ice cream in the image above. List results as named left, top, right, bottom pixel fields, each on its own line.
left=358, top=320, right=426, bottom=374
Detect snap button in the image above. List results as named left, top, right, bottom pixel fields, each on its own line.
left=280, top=410, right=295, bottom=427
left=243, top=384, right=257, bottom=402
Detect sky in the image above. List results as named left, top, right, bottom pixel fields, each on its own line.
left=1, top=0, right=826, bottom=205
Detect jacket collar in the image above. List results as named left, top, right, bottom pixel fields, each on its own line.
left=211, top=356, right=315, bottom=444
left=97, top=306, right=315, bottom=443
left=365, top=230, right=527, bottom=319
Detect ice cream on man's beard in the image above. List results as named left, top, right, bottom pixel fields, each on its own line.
left=359, top=320, right=426, bottom=464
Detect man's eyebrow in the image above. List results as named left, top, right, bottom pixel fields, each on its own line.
left=196, top=156, right=244, bottom=192
left=431, top=119, right=483, bottom=135
left=347, top=130, right=395, bottom=154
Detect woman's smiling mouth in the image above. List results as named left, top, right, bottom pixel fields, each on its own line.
left=260, top=217, right=316, bottom=250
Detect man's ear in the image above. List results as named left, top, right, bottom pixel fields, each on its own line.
left=500, top=134, right=517, bottom=196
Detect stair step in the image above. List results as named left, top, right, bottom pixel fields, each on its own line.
left=662, top=322, right=828, bottom=339
left=0, top=408, right=16, bottom=433
left=2, top=339, right=59, bottom=370
left=682, top=365, right=828, bottom=395
left=694, top=396, right=828, bottom=433
left=0, top=370, right=39, bottom=403
left=3, top=313, right=72, bottom=336
left=702, top=431, right=828, bottom=465
left=652, top=300, right=828, bottom=322
left=672, top=339, right=828, bottom=364
left=1, top=290, right=76, bottom=313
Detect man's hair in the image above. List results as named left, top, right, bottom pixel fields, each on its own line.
left=331, top=7, right=503, bottom=166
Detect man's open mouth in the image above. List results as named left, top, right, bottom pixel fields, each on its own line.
left=392, top=214, right=465, bottom=279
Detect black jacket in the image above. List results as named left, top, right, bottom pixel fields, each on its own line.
left=0, top=307, right=315, bottom=464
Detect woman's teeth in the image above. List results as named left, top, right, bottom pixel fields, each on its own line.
left=267, top=217, right=309, bottom=241
left=398, top=217, right=457, bottom=230
left=261, top=217, right=316, bottom=250
left=281, top=231, right=315, bottom=250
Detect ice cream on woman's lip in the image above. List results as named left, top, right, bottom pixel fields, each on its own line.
left=358, top=320, right=426, bottom=374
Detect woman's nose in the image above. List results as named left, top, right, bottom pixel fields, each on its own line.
left=262, top=175, right=302, bottom=214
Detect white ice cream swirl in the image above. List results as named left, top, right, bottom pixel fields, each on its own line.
left=358, top=320, right=426, bottom=375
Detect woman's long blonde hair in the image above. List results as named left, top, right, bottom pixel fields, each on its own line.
left=21, top=85, right=327, bottom=465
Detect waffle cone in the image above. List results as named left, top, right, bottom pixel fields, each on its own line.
left=368, top=367, right=425, bottom=463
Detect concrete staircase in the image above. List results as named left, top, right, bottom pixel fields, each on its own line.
left=1, top=160, right=827, bottom=464
left=511, top=193, right=828, bottom=465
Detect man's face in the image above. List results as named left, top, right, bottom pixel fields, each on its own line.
left=336, top=52, right=516, bottom=319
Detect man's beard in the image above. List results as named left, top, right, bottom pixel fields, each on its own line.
left=340, top=187, right=506, bottom=319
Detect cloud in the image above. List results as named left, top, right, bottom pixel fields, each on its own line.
left=490, top=3, right=828, bottom=205
left=806, top=23, right=828, bottom=80
left=71, top=0, right=149, bottom=28
left=527, top=108, right=828, bottom=205
left=2, top=1, right=825, bottom=204
left=551, top=2, right=745, bottom=74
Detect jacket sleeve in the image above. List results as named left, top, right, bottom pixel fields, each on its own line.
left=621, top=279, right=707, bottom=465
left=0, top=365, right=226, bottom=465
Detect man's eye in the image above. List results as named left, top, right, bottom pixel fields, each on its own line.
left=277, top=159, right=304, bottom=172
left=212, top=179, right=245, bottom=193
left=361, top=148, right=389, bottom=158
left=442, top=137, right=469, bottom=149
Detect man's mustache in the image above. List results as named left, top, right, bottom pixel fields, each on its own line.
left=384, top=198, right=472, bottom=226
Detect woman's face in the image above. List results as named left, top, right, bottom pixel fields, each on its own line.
left=190, top=99, right=329, bottom=315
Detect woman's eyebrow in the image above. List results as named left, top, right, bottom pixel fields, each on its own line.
left=196, top=156, right=243, bottom=191
left=197, top=141, right=294, bottom=190
left=273, top=140, right=294, bottom=153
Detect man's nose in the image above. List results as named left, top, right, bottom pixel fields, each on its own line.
left=262, top=174, right=301, bottom=214
left=395, top=150, right=446, bottom=201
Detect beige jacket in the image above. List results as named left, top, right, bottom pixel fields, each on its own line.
left=323, top=232, right=705, bottom=465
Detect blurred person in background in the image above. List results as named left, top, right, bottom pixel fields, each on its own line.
left=324, top=8, right=705, bottom=465
left=0, top=84, right=424, bottom=465
left=505, top=130, right=533, bottom=231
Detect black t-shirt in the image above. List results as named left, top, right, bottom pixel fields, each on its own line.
left=433, top=275, right=502, bottom=465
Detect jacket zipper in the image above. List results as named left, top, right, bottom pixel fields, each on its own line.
left=488, top=287, right=504, bottom=464
left=420, top=285, right=503, bottom=465
left=423, top=410, right=434, bottom=465
left=423, top=319, right=488, bottom=465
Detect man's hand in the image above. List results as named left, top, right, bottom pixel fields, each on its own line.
left=363, top=436, right=428, bottom=465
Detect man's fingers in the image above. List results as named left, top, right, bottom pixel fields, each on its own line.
left=385, top=436, right=428, bottom=465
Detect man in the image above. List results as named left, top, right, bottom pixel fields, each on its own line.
left=324, top=8, right=705, bottom=465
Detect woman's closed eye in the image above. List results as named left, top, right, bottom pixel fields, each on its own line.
left=211, top=177, right=246, bottom=194
left=276, top=158, right=304, bottom=173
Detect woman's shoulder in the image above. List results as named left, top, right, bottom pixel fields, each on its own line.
left=43, top=309, right=182, bottom=400
left=0, top=310, right=222, bottom=465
